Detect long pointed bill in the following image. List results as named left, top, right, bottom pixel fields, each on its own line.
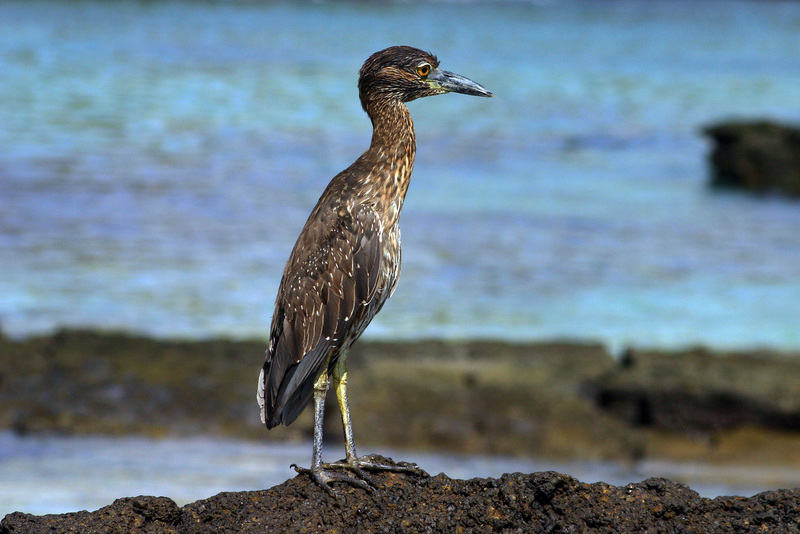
left=428, top=68, right=493, bottom=97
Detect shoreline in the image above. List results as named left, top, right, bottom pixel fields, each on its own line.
left=4, top=329, right=800, bottom=528
left=2, top=329, right=800, bottom=469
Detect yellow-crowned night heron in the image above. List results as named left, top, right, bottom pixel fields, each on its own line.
left=257, top=46, right=492, bottom=492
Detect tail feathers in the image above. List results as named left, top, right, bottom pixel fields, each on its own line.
left=258, top=364, right=286, bottom=429
left=257, top=367, right=267, bottom=425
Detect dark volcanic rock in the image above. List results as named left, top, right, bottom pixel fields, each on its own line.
left=590, top=348, right=800, bottom=434
left=704, top=120, right=800, bottom=197
left=3, top=462, right=800, bottom=533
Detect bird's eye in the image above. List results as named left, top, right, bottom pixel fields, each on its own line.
left=416, top=64, right=431, bottom=77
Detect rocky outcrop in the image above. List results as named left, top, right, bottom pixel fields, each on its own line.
left=590, top=347, right=800, bottom=434
left=704, top=120, right=800, bottom=197
left=4, top=331, right=800, bottom=465
left=3, top=464, right=800, bottom=533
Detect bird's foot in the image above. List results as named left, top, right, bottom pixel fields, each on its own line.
left=292, top=463, right=375, bottom=497
left=338, top=454, right=427, bottom=476
left=292, top=455, right=427, bottom=496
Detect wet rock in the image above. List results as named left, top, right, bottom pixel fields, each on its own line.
left=3, top=462, right=800, bottom=533
left=3, top=330, right=800, bottom=465
left=590, top=347, right=800, bottom=434
left=0, top=330, right=629, bottom=459
left=704, top=120, right=800, bottom=197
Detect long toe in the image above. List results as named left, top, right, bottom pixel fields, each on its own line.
left=293, top=464, right=376, bottom=495
left=321, top=460, right=383, bottom=489
left=350, top=454, right=428, bottom=476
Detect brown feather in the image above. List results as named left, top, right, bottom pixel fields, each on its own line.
left=258, top=45, right=490, bottom=429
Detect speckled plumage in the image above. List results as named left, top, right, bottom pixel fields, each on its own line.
left=258, top=52, right=420, bottom=429
left=256, top=46, right=491, bottom=490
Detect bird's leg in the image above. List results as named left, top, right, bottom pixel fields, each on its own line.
left=328, top=353, right=425, bottom=477
left=292, top=366, right=373, bottom=495
left=309, top=369, right=328, bottom=470
left=334, top=352, right=360, bottom=462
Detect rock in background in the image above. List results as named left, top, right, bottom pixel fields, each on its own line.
left=3, top=330, right=800, bottom=466
left=704, top=120, right=800, bottom=197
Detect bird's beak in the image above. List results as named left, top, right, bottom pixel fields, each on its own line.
left=428, top=68, right=493, bottom=97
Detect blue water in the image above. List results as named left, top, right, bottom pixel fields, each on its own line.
left=2, top=0, right=800, bottom=351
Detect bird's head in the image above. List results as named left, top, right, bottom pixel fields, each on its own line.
left=358, top=46, right=492, bottom=111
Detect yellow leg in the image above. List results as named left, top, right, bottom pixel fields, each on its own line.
left=332, top=352, right=358, bottom=461
left=332, top=352, right=424, bottom=475
left=295, top=351, right=425, bottom=495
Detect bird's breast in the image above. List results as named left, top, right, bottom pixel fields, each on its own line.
left=381, top=223, right=402, bottom=298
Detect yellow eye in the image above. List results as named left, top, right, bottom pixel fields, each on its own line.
left=416, top=64, right=431, bottom=77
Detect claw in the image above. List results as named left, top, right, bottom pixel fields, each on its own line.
left=352, top=454, right=427, bottom=475
left=321, top=460, right=383, bottom=489
left=293, top=455, right=428, bottom=496
left=293, top=463, right=375, bottom=497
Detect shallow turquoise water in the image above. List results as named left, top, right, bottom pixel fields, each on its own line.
left=2, top=0, right=800, bottom=350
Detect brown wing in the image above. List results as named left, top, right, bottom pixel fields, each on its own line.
left=258, top=201, right=383, bottom=428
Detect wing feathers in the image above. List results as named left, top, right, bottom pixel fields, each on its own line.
left=260, top=203, right=386, bottom=427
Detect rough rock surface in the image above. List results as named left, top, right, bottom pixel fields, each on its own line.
left=704, top=120, right=800, bottom=197
left=3, top=461, right=800, bottom=534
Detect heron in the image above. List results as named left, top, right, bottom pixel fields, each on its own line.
left=257, top=46, right=492, bottom=492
